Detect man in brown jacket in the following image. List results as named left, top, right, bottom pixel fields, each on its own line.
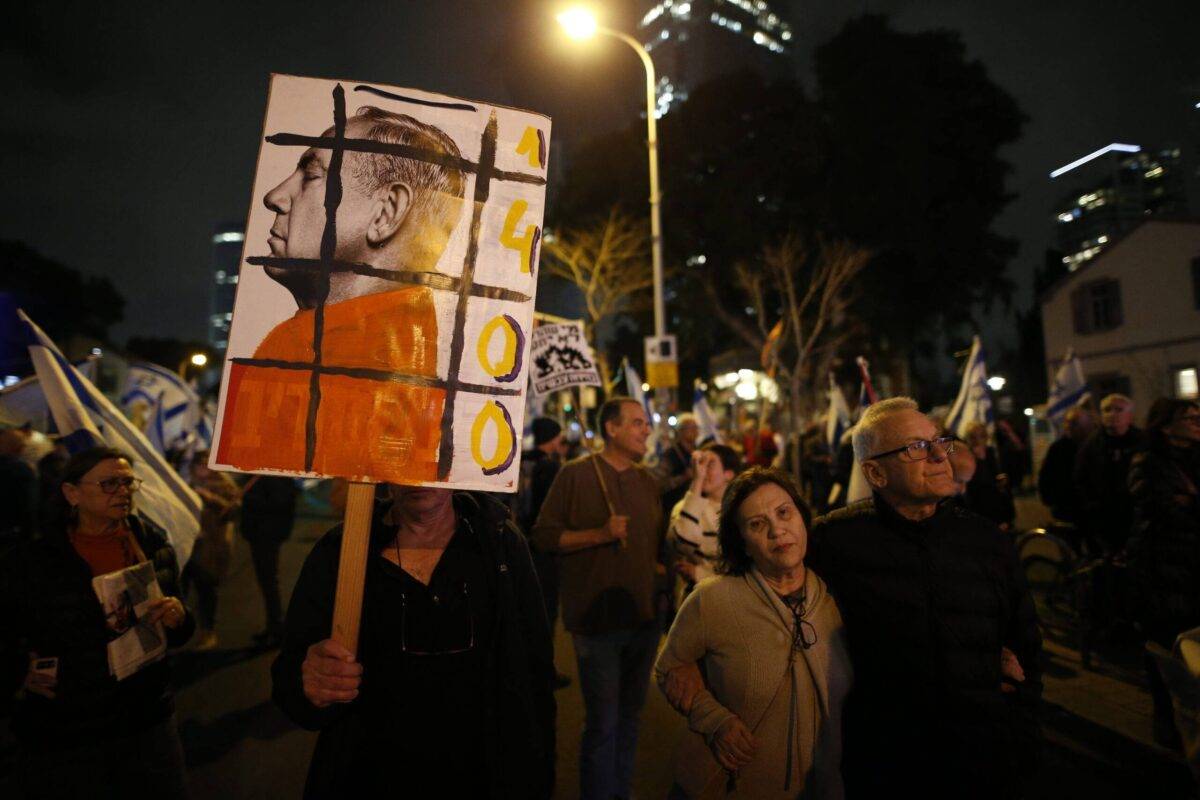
left=533, top=396, right=663, bottom=800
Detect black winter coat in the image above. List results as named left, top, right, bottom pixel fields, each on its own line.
left=240, top=476, right=299, bottom=543
left=1074, top=427, right=1146, bottom=551
left=1038, top=435, right=1081, bottom=522
left=0, top=515, right=194, bottom=747
left=271, top=492, right=556, bottom=799
left=809, top=496, right=1042, bottom=798
left=1127, top=439, right=1200, bottom=645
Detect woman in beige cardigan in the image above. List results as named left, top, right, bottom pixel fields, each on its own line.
left=655, top=467, right=853, bottom=799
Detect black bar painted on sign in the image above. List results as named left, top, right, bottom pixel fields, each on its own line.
left=353, top=84, right=478, bottom=112
left=263, top=132, right=546, bottom=187
left=436, top=111, right=499, bottom=480
left=245, top=256, right=531, bottom=304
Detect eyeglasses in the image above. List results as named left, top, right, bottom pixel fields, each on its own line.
left=400, top=582, right=475, bottom=656
left=867, top=436, right=956, bottom=462
left=792, top=616, right=818, bottom=651
left=783, top=593, right=818, bottom=651
left=79, top=476, right=143, bottom=494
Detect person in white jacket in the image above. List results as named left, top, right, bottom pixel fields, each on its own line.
left=668, top=444, right=740, bottom=603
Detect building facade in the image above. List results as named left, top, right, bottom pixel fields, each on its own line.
left=209, top=222, right=244, bottom=353
left=1041, top=220, right=1200, bottom=413
left=1051, top=143, right=1190, bottom=272
left=637, top=0, right=794, bottom=117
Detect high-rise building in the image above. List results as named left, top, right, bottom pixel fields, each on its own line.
left=209, top=222, right=244, bottom=352
left=1051, top=142, right=1190, bottom=272
left=637, top=0, right=794, bottom=117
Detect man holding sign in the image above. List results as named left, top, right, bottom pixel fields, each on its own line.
left=533, top=397, right=664, bottom=800
left=211, top=74, right=553, bottom=798
left=272, top=485, right=555, bottom=797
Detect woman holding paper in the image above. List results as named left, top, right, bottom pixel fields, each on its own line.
left=0, top=446, right=194, bottom=798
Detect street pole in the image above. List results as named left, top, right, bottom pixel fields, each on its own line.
left=598, top=27, right=668, bottom=408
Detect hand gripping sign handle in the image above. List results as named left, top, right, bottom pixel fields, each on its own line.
left=590, top=455, right=627, bottom=550
left=331, top=482, right=376, bottom=655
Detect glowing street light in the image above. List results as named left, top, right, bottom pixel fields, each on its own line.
left=180, top=351, right=209, bottom=378
left=557, top=7, right=597, bottom=40
left=986, top=375, right=1007, bottom=392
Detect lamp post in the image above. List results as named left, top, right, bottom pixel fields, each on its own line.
left=558, top=8, right=668, bottom=349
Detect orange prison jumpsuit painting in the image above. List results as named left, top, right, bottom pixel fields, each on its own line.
left=216, top=287, right=444, bottom=483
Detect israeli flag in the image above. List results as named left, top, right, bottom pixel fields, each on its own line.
left=121, top=362, right=205, bottom=457
left=1046, top=349, right=1089, bottom=436
left=825, top=374, right=852, bottom=454
left=0, top=357, right=98, bottom=430
left=945, top=335, right=993, bottom=439
left=693, top=386, right=723, bottom=444
left=16, top=311, right=201, bottom=569
left=622, top=359, right=662, bottom=459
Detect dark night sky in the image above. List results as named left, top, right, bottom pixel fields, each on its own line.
left=2, top=0, right=1197, bottom=347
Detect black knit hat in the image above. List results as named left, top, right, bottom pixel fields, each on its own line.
left=532, top=417, right=562, bottom=447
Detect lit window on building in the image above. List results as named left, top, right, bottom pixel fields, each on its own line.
left=1174, top=367, right=1199, bottom=399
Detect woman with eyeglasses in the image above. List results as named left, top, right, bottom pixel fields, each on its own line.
left=654, top=467, right=853, bottom=799
left=0, top=446, right=194, bottom=798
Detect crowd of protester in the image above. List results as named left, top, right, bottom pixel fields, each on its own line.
left=3, top=384, right=1198, bottom=798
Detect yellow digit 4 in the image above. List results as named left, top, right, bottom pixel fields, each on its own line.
left=500, top=200, right=540, bottom=274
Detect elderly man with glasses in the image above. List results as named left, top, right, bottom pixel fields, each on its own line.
left=806, top=397, right=1042, bottom=798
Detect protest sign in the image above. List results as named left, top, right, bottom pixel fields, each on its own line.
left=209, top=74, right=550, bottom=651
left=529, top=321, right=601, bottom=396
left=210, top=74, right=550, bottom=494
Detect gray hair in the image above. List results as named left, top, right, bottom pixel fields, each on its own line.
left=1100, top=393, right=1133, bottom=410
left=852, top=397, right=919, bottom=463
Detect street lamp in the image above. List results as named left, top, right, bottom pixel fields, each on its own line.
left=557, top=7, right=668, bottom=352
left=179, top=351, right=208, bottom=378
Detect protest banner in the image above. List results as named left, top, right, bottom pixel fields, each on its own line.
left=209, top=74, right=550, bottom=650
left=529, top=321, right=601, bottom=396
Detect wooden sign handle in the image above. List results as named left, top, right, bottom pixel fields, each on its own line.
left=331, top=481, right=376, bottom=655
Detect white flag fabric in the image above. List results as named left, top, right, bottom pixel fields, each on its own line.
left=15, top=311, right=201, bottom=569
left=825, top=374, right=852, bottom=454
left=623, top=360, right=662, bottom=460
left=693, top=386, right=723, bottom=444
left=944, top=335, right=993, bottom=439
left=1045, top=349, right=1090, bottom=436
left=121, top=363, right=205, bottom=457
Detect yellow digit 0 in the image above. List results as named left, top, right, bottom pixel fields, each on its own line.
left=476, top=314, right=524, bottom=383
left=471, top=400, right=517, bottom=475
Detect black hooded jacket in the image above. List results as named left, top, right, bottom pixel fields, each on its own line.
left=271, top=492, right=556, bottom=799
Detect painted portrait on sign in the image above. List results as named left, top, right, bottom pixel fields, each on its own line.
left=211, top=75, right=550, bottom=491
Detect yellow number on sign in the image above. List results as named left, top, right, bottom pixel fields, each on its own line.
left=500, top=200, right=541, bottom=275
left=516, top=125, right=546, bottom=169
left=471, top=400, right=517, bottom=475
left=475, top=314, right=524, bottom=383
